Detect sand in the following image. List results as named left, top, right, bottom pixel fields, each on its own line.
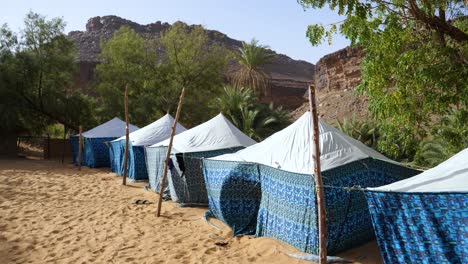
left=0, top=159, right=383, bottom=264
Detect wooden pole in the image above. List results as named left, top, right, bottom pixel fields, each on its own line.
left=61, top=125, right=66, bottom=164
left=156, top=87, right=186, bottom=217
left=309, top=84, right=327, bottom=264
left=77, top=126, right=83, bottom=171
left=122, top=85, right=130, bottom=186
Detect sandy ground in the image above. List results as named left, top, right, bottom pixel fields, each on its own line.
left=0, top=159, right=383, bottom=264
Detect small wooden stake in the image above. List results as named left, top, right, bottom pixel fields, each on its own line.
left=62, top=125, right=67, bottom=164
left=309, top=84, right=327, bottom=264
left=77, top=126, right=83, bottom=171
left=122, top=85, right=130, bottom=186
left=156, top=88, right=186, bottom=217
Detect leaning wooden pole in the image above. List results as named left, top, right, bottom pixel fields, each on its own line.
left=309, top=84, right=327, bottom=264
left=77, top=126, right=83, bottom=171
left=156, top=88, right=186, bottom=217
left=122, top=85, right=130, bottom=186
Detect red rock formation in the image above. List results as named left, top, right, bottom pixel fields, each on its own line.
left=292, top=46, right=368, bottom=123
left=69, top=16, right=314, bottom=109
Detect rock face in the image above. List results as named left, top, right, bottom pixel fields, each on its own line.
left=292, top=46, right=367, bottom=123
left=314, top=46, right=362, bottom=92
left=69, top=16, right=314, bottom=109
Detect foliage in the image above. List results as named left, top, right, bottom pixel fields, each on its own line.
left=300, top=0, right=468, bottom=164
left=212, top=86, right=291, bottom=141
left=336, top=115, right=379, bottom=149
left=232, top=39, right=275, bottom=96
left=95, top=26, right=160, bottom=126
left=96, top=23, right=231, bottom=127
left=0, top=12, right=95, bottom=135
left=159, top=22, right=231, bottom=127
left=414, top=109, right=468, bottom=166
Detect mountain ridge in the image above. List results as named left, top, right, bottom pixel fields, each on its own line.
left=69, top=15, right=314, bottom=109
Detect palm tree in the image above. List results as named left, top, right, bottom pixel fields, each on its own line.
left=212, top=86, right=291, bottom=141
left=337, top=115, right=379, bottom=149
left=232, top=39, right=275, bottom=96
left=212, top=85, right=255, bottom=125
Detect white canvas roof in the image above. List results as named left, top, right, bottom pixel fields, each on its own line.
left=370, top=148, right=468, bottom=193
left=211, top=112, right=394, bottom=174
left=150, top=113, right=256, bottom=153
left=78, top=117, right=139, bottom=138
left=114, top=114, right=186, bottom=146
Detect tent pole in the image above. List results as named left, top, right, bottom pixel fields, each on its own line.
left=123, top=85, right=130, bottom=186
left=309, top=84, right=327, bottom=264
left=156, top=87, right=185, bottom=217
left=78, top=126, right=83, bottom=171
left=62, top=125, right=66, bottom=164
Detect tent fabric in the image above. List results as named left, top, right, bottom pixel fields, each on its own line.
left=212, top=112, right=393, bottom=174
left=366, top=191, right=468, bottom=264
left=109, top=114, right=185, bottom=181
left=145, top=146, right=172, bottom=196
left=114, top=114, right=186, bottom=147
left=70, top=117, right=138, bottom=167
left=364, top=149, right=468, bottom=264
left=83, top=137, right=116, bottom=168
left=145, top=113, right=256, bottom=205
left=203, top=159, right=262, bottom=236
left=369, top=148, right=468, bottom=192
left=203, top=158, right=418, bottom=253
left=146, top=146, right=244, bottom=205
left=151, top=113, right=256, bottom=153
left=167, top=147, right=244, bottom=205
left=109, top=140, right=123, bottom=173
left=79, top=117, right=138, bottom=138
left=203, top=112, right=419, bottom=254
left=70, top=136, right=83, bottom=165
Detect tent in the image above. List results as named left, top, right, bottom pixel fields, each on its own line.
left=109, top=114, right=186, bottom=181
left=365, top=148, right=468, bottom=264
left=202, top=112, right=419, bottom=254
left=70, top=117, right=138, bottom=168
left=145, top=113, right=256, bottom=206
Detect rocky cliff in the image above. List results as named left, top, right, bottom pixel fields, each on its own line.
left=292, top=46, right=368, bottom=123
left=69, top=16, right=314, bottom=108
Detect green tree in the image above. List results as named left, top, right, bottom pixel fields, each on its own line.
left=95, top=23, right=231, bottom=128
left=212, top=86, right=291, bottom=141
left=232, top=39, right=275, bottom=96
left=337, top=116, right=379, bottom=149
left=159, top=22, right=231, bottom=127
left=0, top=12, right=94, bottom=134
left=300, top=0, right=468, bottom=162
left=95, top=26, right=160, bottom=126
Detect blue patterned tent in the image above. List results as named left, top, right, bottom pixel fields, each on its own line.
left=70, top=117, right=138, bottom=168
left=365, top=148, right=468, bottom=264
left=146, top=113, right=256, bottom=206
left=109, top=114, right=186, bottom=181
left=203, top=112, right=419, bottom=254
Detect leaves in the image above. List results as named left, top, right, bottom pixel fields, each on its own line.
left=232, top=39, right=275, bottom=96
left=301, top=0, right=468, bottom=165
left=0, top=12, right=94, bottom=134
left=211, top=86, right=291, bottom=141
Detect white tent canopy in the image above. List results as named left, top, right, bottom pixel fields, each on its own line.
left=150, top=113, right=256, bottom=153
left=370, top=148, right=468, bottom=193
left=211, top=112, right=394, bottom=174
left=78, top=117, right=139, bottom=138
left=113, top=114, right=186, bottom=146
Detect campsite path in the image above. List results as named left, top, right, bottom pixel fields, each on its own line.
left=0, top=159, right=382, bottom=264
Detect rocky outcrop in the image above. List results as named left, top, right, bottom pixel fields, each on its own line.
left=314, top=46, right=362, bottom=91
left=68, top=16, right=314, bottom=109
left=292, top=46, right=368, bottom=123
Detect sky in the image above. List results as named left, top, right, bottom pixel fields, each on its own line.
left=0, top=0, right=350, bottom=64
